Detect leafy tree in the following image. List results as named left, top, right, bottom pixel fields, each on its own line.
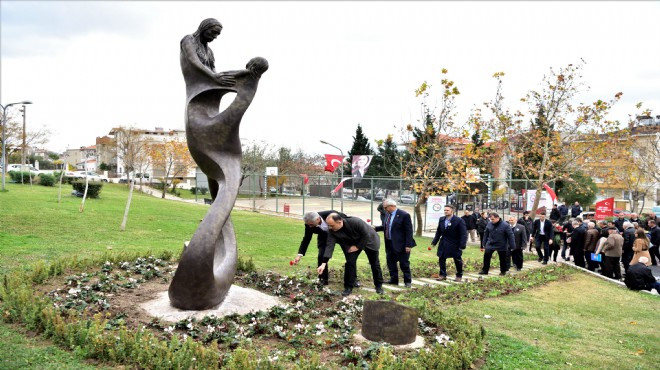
left=148, top=138, right=195, bottom=199
left=555, top=171, right=597, bottom=207
left=1, top=112, right=51, bottom=157
left=397, top=70, right=470, bottom=236
left=480, top=61, right=622, bottom=218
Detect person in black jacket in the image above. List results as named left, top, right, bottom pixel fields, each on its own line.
left=293, top=210, right=355, bottom=286
left=461, top=210, right=477, bottom=243
left=374, top=199, right=416, bottom=288
left=508, top=215, right=529, bottom=271
left=517, top=211, right=534, bottom=252
left=648, top=220, right=660, bottom=266
left=318, top=213, right=384, bottom=296
left=431, top=205, right=468, bottom=282
left=624, top=257, right=660, bottom=292
left=476, top=211, right=488, bottom=249
left=550, top=204, right=561, bottom=223
left=479, top=213, right=515, bottom=275
left=621, top=221, right=636, bottom=271
left=530, top=213, right=554, bottom=264
left=569, top=220, right=586, bottom=267
left=613, top=214, right=627, bottom=233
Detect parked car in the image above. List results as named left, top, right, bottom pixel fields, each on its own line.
left=613, top=208, right=633, bottom=218
left=400, top=194, right=417, bottom=204
left=5, top=164, right=40, bottom=175
left=73, top=171, right=109, bottom=182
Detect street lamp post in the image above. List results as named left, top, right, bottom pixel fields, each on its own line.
left=1, top=100, right=33, bottom=192
left=320, top=140, right=345, bottom=213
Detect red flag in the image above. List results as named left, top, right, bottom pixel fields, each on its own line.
left=332, top=177, right=352, bottom=193
left=543, top=183, right=557, bottom=203
left=299, top=174, right=309, bottom=184
left=324, top=154, right=344, bottom=172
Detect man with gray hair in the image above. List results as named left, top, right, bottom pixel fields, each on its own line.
left=621, top=221, right=636, bottom=271
left=375, top=199, right=416, bottom=288
left=293, top=210, right=354, bottom=286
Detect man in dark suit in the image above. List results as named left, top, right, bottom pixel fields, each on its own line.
left=479, top=212, right=516, bottom=275
left=530, top=212, right=554, bottom=264
left=569, top=220, right=586, bottom=268
left=431, top=204, right=467, bottom=282
left=318, top=213, right=384, bottom=296
left=293, top=210, right=355, bottom=286
left=375, top=199, right=416, bottom=288
left=508, top=215, right=528, bottom=271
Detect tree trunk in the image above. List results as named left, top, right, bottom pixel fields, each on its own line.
left=120, top=178, right=135, bottom=231
left=79, top=176, right=89, bottom=212
left=529, top=182, right=544, bottom=220
left=414, top=196, right=425, bottom=237
left=57, top=169, right=65, bottom=203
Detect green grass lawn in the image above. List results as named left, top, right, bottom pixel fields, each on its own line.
left=1, top=182, right=658, bottom=369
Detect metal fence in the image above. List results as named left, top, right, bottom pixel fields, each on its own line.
left=232, top=173, right=541, bottom=232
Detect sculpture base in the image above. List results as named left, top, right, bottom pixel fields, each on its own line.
left=353, top=333, right=426, bottom=349
left=140, top=285, right=282, bottom=322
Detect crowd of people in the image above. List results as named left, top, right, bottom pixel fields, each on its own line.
left=291, top=199, right=660, bottom=296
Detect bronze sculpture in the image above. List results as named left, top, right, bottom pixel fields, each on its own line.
left=169, top=18, right=268, bottom=310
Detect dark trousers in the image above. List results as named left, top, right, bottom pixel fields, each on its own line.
left=560, top=233, right=568, bottom=259
left=344, top=247, right=383, bottom=289
left=535, top=235, right=551, bottom=262
left=478, top=232, right=485, bottom=248
left=510, top=248, right=523, bottom=269
left=621, top=250, right=634, bottom=272
left=482, top=249, right=509, bottom=273
left=602, top=256, right=622, bottom=280
left=649, top=246, right=660, bottom=266
left=550, top=242, right=560, bottom=262
left=573, top=249, right=586, bottom=268
left=439, top=254, right=464, bottom=278
left=317, top=246, right=357, bottom=283
left=384, top=238, right=412, bottom=283
left=585, top=251, right=599, bottom=271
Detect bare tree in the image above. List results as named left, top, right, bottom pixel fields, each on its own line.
left=115, top=127, right=151, bottom=230
left=480, top=61, right=622, bottom=217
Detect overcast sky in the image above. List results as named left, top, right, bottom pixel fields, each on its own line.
left=1, top=1, right=659, bottom=157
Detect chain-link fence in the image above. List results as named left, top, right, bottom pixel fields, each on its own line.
left=232, top=174, right=544, bottom=233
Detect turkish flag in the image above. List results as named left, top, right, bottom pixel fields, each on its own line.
left=324, top=154, right=344, bottom=172
left=595, top=197, right=614, bottom=220
left=543, top=183, right=557, bottom=203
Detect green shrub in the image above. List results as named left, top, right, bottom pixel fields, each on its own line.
left=190, top=187, right=209, bottom=195
left=38, top=173, right=56, bottom=187
left=8, top=171, right=34, bottom=184
left=71, top=180, right=103, bottom=198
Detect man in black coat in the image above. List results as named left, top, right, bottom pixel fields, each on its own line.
left=648, top=220, right=660, bottom=266
left=479, top=212, right=516, bottom=275
left=293, top=210, right=353, bottom=285
left=550, top=204, right=561, bottom=223
left=517, top=211, right=534, bottom=252
left=507, top=215, right=528, bottom=271
left=431, top=204, right=467, bottom=282
left=375, top=199, right=416, bottom=288
left=613, top=214, right=627, bottom=233
left=624, top=257, right=660, bottom=292
left=318, top=213, right=384, bottom=296
left=621, top=221, right=636, bottom=271
left=570, top=201, right=583, bottom=218
left=461, top=210, right=478, bottom=243
left=530, top=212, right=554, bottom=264
left=570, top=220, right=587, bottom=268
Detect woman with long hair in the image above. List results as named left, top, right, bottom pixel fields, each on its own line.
left=630, top=228, right=651, bottom=266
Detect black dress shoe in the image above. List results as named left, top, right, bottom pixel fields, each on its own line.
left=353, top=281, right=361, bottom=287
left=478, top=270, right=488, bottom=275
left=341, top=288, right=352, bottom=296
left=542, top=261, right=548, bottom=265
left=375, top=286, right=384, bottom=294
left=384, top=280, right=398, bottom=285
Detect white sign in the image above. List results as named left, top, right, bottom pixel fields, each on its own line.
left=525, top=190, right=554, bottom=212
left=425, top=196, right=447, bottom=231
left=265, top=167, right=278, bottom=176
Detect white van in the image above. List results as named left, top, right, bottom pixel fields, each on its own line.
left=6, top=164, right=40, bottom=175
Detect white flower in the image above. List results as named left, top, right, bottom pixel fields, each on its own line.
left=207, top=325, right=215, bottom=333
left=484, top=314, right=492, bottom=319
left=350, top=346, right=363, bottom=354
left=274, top=325, right=283, bottom=332
left=164, top=326, right=174, bottom=334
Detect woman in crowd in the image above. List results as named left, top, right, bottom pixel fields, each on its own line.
left=630, top=228, right=651, bottom=266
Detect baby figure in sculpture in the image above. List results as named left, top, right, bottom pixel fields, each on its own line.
left=169, top=18, right=268, bottom=310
